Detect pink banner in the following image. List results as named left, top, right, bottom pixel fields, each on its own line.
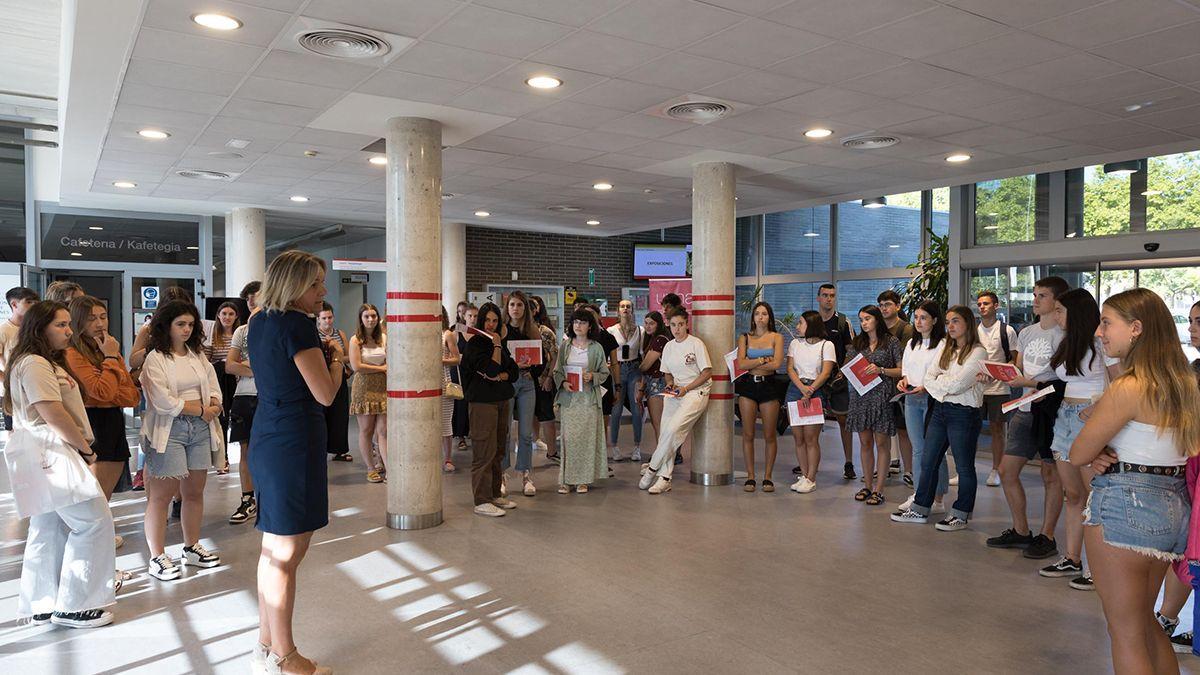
left=648, top=278, right=692, bottom=312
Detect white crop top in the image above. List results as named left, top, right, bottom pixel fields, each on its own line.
left=172, top=357, right=203, bottom=401
left=1109, top=420, right=1185, bottom=466
left=1053, top=339, right=1118, bottom=400
left=360, top=344, right=386, bottom=366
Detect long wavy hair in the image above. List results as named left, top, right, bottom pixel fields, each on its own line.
left=1104, top=289, right=1200, bottom=456
left=911, top=300, right=945, bottom=351
left=746, top=301, right=776, bottom=336
left=1050, top=288, right=1101, bottom=377
left=852, top=305, right=892, bottom=353
left=355, top=303, right=384, bottom=346
left=148, top=300, right=204, bottom=356
left=4, top=301, right=77, bottom=414
left=641, top=311, right=668, bottom=353
left=68, top=296, right=107, bottom=368
left=938, top=305, right=982, bottom=369
left=504, top=290, right=540, bottom=340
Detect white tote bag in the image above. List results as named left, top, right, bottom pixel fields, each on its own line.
left=3, top=426, right=102, bottom=519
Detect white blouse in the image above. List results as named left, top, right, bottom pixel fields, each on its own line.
left=923, top=344, right=987, bottom=407
left=901, top=338, right=941, bottom=388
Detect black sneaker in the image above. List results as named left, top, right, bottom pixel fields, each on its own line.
left=1023, top=534, right=1059, bottom=560
left=1039, top=557, right=1083, bottom=578
left=31, top=613, right=51, bottom=625
left=902, top=472, right=913, bottom=488
left=843, top=462, right=856, bottom=480
left=1171, top=631, right=1193, bottom=654
left=674, top=451, right=683, bottom=465
left=888, top=458, right=901, bottom=475
left=228, top=495, right=257, bottom=524
left=51, top=609, right=113, bottom=628
left=792, top=466, right=803, bottom=475
left=1069, top=573, right=1095, bottom=591
left=986, top=528, right=1034, bottom=549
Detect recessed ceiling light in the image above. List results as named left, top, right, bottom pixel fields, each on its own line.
left=369, top=156, right=387, bottom=165
left=804, top=128, right=833, bottom=139
left=586, top=219, right=600, bottom=226
left=945, top=153, right=971, bottom=163
left=525, top=75, right=562, bottom=90
left=186, top=246, right=199, bottom=250
left=1142, top=189, right=1162, bottom=196
left=593, top=182, right=613, bottom=191
left=475, top=210, right=490, bottom=217
left=1067, top=232, right=1077, bottom=238
left=112, top=181, right=137, bottom=189
left=1103, top=159, right=1142, bottom=175
left=138, top=129, right=170, bottom=140
left=803, top=232, right=820, bottom=237
left=192, top=13, right=242, bottom=31
left=290, top=195, right=309, bottom=202
left=89, top=226, right=103, bottom=231
left=70, top=252, right=82, bottom=257
left=862, top=196, right=886, bottom=209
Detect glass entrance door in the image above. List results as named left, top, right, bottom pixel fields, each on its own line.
left=1100, top=264, right=1200, bottom=362
left=127, top=274, right=200, bottom=346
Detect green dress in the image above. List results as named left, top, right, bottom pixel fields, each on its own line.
left=553, top=339, right=609, bottom=486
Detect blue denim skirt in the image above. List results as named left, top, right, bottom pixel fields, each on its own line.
left=1085, top=471, right=1189, bottom=561
left=786, top=379, right=828, bottom=409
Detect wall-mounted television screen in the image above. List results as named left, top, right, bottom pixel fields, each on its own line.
left=633, top=244, right=691, bottom=279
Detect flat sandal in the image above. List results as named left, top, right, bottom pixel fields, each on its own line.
left=854, top=487, right=871, bottom=501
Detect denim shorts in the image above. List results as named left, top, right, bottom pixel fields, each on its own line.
left=785, top=379, right=828, bottom=409
left=1084, top=472, right=1189, bottom=560
left=145, top=415, right=212, bottom=478
left=1050, top=400, right=1090, bottom=462
left=644, top=376, right=666, bottom=397
left=1004, top=410, right=1051, bottom=461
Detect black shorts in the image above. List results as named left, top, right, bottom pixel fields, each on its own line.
left=601, top=379, right=614, bottom=416
left=735, top=376, right=780, bottom=404
left=892, top=400, right=907, bottom=430
left=86, top=406, right=131, bottom=463
left=229, top=395, right=258, bottom=443
left=535, top=382, right=556, bottom=422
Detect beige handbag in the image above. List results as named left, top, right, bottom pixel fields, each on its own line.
left=444, top=367, right=464, bottom=400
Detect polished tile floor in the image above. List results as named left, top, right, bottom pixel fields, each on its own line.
left=1, top=423, right=1197, bottom=674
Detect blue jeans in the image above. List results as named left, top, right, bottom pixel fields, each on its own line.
left=904, top=392, right=947, bottom=497
left=608, top=364, right=644, bottom=446
left=508, top=374, right=536, bottom=472
left=913, top=401, right=982, bottom=521
left=1191, top=562, right=1200, bottom=657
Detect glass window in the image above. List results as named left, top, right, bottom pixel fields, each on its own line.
left=975, top=174, right=1049, bottom=244
left=735, top=215, right=758, bottom=278
left=967, top=264, right=1095, bottom=328
left=735, top=284, right=757, bottom=336
left=762, top=282, right=818, bottom=349
left=0, top=124, right=26, bottom=263
left=1068, top=151, right=1200, bottom=237
left=763, top=206, right=831, bottom=275
left=40, top=212, right=200, bottom=264
left=837, top=192, right=922, bottom=271
left=1147, top=152, right=1200, bottom=232
left=1137, top=265, right=1200, bottom=361
left=932, top=187, right=950, bottom=238
left=836, top=278, right=910, bottom=321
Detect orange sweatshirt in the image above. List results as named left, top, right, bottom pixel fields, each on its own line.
left=65, top=347, right=141, bottom=408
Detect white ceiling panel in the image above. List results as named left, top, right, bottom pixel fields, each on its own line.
left=207, top=115, right=302, bottom=142
left=141, top=0, right=293, bottom=46
left=769, top=87, right=884, bottom=117
left=423, top=5, right=572, bottom=58
left=474, top=0, right=629, bottom=27
left=252, top=50, right=376, bottom=88
left=587, top=0, right=741, bottom=49
left=765, top=0, right=935, bottom=39
left=1050, top=71, right=1177, bottom=106
left=104, top=121, right=195, bottom=155
left=1005, top=108, right=1117, bottom=134
left=682, top=19, right=831, bottom=68
left=841, top=63, right=969, bottom=99
left=580, top=153, right=655, bottom=170
left=566, top=79, right=681, bottom=112
left=936, top=125, right=1032, bottom=146
left=520, top=145, right=607, bottom=162
left=1100, top=130, right=1192, bottom=151
left=849, top=6, right=1007, bottom=59
left=287, top=128, right=379, bottom=150
left=481, top=62, right=609, bottom=99
left=132, top=27, right=264, bottom=72
left=302, top=0, right=463, bottom=37
left=111, top=102, right=211, bottom=131
left=956, top=95, right=1076, bottom=125
left=234, top=76, right=347, bottom=109
left=988, top=52, right=1128, bottom=94
left=491, top=119, right=583, bottom=143
left=356, top=70, right=473, bottom=104
left=621, top=141, right=705, bottom=161
left=559, top=130, right=648, bottom=152
left=834, top=102, right=938, bottom=129
left=596, top=113, right=693, bottom=139
left=1026, top=0, right=1200, bottom=49
left=1088, top=87, right=1200, bottom=117
left=221, top=98, right=322, bottom=126
left=526, top=100, right=629, bottom=128
left=386, top=41, right=517, bottom=82
left=1144, top=54, right=1200, bottom=85
left=449, top=85, right=555, bottom=117
left=1130, top=103, right=1200, bottom=131
left=921, top=32, right=1074, bottom=77
left=700, top=70, right=819, bottom=106
left=530, top=30, right=669, bottom=77
left=116, top=82, right=228, bottom=115
left=767, top=42, right=906, bottom=84
left=458, top=134, right=544, bottom=155
left=1050, top=119, right=1159, bottom=144
left=880, top=115, right=988, bottom=138
left=1087, top=21, right=1200, bottom=68
left=124, top=58, right=246, bottom=96
left=942, top=0, right=1104, bottom=28
left=622, top=52, right=748, bottom=91
left=191, top=128, right=286, bottom=153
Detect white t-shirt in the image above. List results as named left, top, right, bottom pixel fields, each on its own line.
left=607, top=323, right=643, bottom=362
left=660, top=334, right=711, bottom=390
left=230, top=324, right=257, bottom=397
left=978, top=320, right=1018, bottom=395
left=172, top=355, right=204, bottom=400
left=901, top=338, right=941, bottom=387
left=788, top=339, right=835, bottom=381
left=1015, top=320, right=1063, bottom=412
left=1054, top=337, right=1119, bottom=400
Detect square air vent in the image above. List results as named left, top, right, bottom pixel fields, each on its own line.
left=275, top=16, right=414, bottom=67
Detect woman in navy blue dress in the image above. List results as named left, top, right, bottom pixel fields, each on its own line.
left=246, top=250, right=344, bottom=675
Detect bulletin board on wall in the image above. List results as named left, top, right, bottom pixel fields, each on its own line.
left=485, top=284, right=565, bottom=333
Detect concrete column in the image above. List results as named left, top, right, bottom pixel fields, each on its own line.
left=226, top=207, right=266, bottom=298
left=689, top=162, right=735, bottom=486
left=385, top=117, right=444, bottom=530
left=442, top=221, right=466, bottom=310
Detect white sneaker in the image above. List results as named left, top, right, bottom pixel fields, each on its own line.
left=648, top=477, right=672, bottom=494
left=182, top=543, right=221, bottom=568
left=986, top=469, right=1001, bottom=487
left=790, top=478, right=806, bottom=493
left=500, top=473, right=508, bottom=497
left=522, top=473, right=536, bottom=497
left=492, top=497, right=518, bottom=510
left=949, top=474, right=959, bottom=487
left=638, top=464, right=657, bottom=490
left=631, top=447, right=642, bottom=462
left=795, top=477, right=816, bottom=493
left=899, top=494, right=915, bottom=511
left=609, top=446, right=624, bottom=462
left=535, top=439, right=548, bottom=452
left=114, top=534, right=124, bottom=549
left=148, top=553, right=182, bottom=581
left=936, top=516, right=968, bottom=531
left=252, top=642, right=270, bottom=675
left=890, top=509, right=928, bottom=524
left=474, top=503, right=506, bottom=517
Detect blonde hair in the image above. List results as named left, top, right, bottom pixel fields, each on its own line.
left=1104, top=288, right=1200, bottom=456
left=259, top=250, right=325, bottom=313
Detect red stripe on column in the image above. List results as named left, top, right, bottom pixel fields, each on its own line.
left=692, top=309, right=734, bottom=316
left=693, top=294, right=734, bottom=301
left=388, top=389, right=442, bottom=399
left=386, top=314, right=440, bottom=322
left=712, top=374, right=730, bottom=381
left=710, top=393, right=736, bottom=400
left=386, top=292, right=441, bottom=300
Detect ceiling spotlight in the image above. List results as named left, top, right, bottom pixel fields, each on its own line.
left=945, top=153, right=971, bottom=163
left=186, top=246, right=199, bottom=250
left=1067, top=232, right=1077, bottom=238
left=862, top=196, right=886, bottom=209
left=526, top=75, right=563, bottom=90
left=138, top=129, right=170, bottom=140
left=475, top=210, right=490, bottom=217
left=70, top=252, right=83, bottom=257
left=369, top=156, right=387, bottom=165
left=804, top=128, right=833, bottom=139
left=586, top=219, right=600, bottom=226
left=593, top=182, right=613, bottom=191
left=192, top=13, right=242, bottom=30
left=1142, top=190, right=1162, bottom=196
left=112, top=181, right=137, bottom=189
left=89, top=226, right=103, bottom=231
left=803, top=232, right=820, bottom=237
left=1103, top=159, right=1143, bottom=175
left=290, top=195, right=309, bottom=202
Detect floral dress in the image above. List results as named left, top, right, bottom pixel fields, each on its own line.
left=846, top=335, right=904, bottom=435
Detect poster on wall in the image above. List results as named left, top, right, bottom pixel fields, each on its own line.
left=648, top=278, right=692, bottom=312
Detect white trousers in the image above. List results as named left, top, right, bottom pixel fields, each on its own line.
left=20, top=496, right=116, bottom=617
left=648, top=389, right=709, bottom=480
